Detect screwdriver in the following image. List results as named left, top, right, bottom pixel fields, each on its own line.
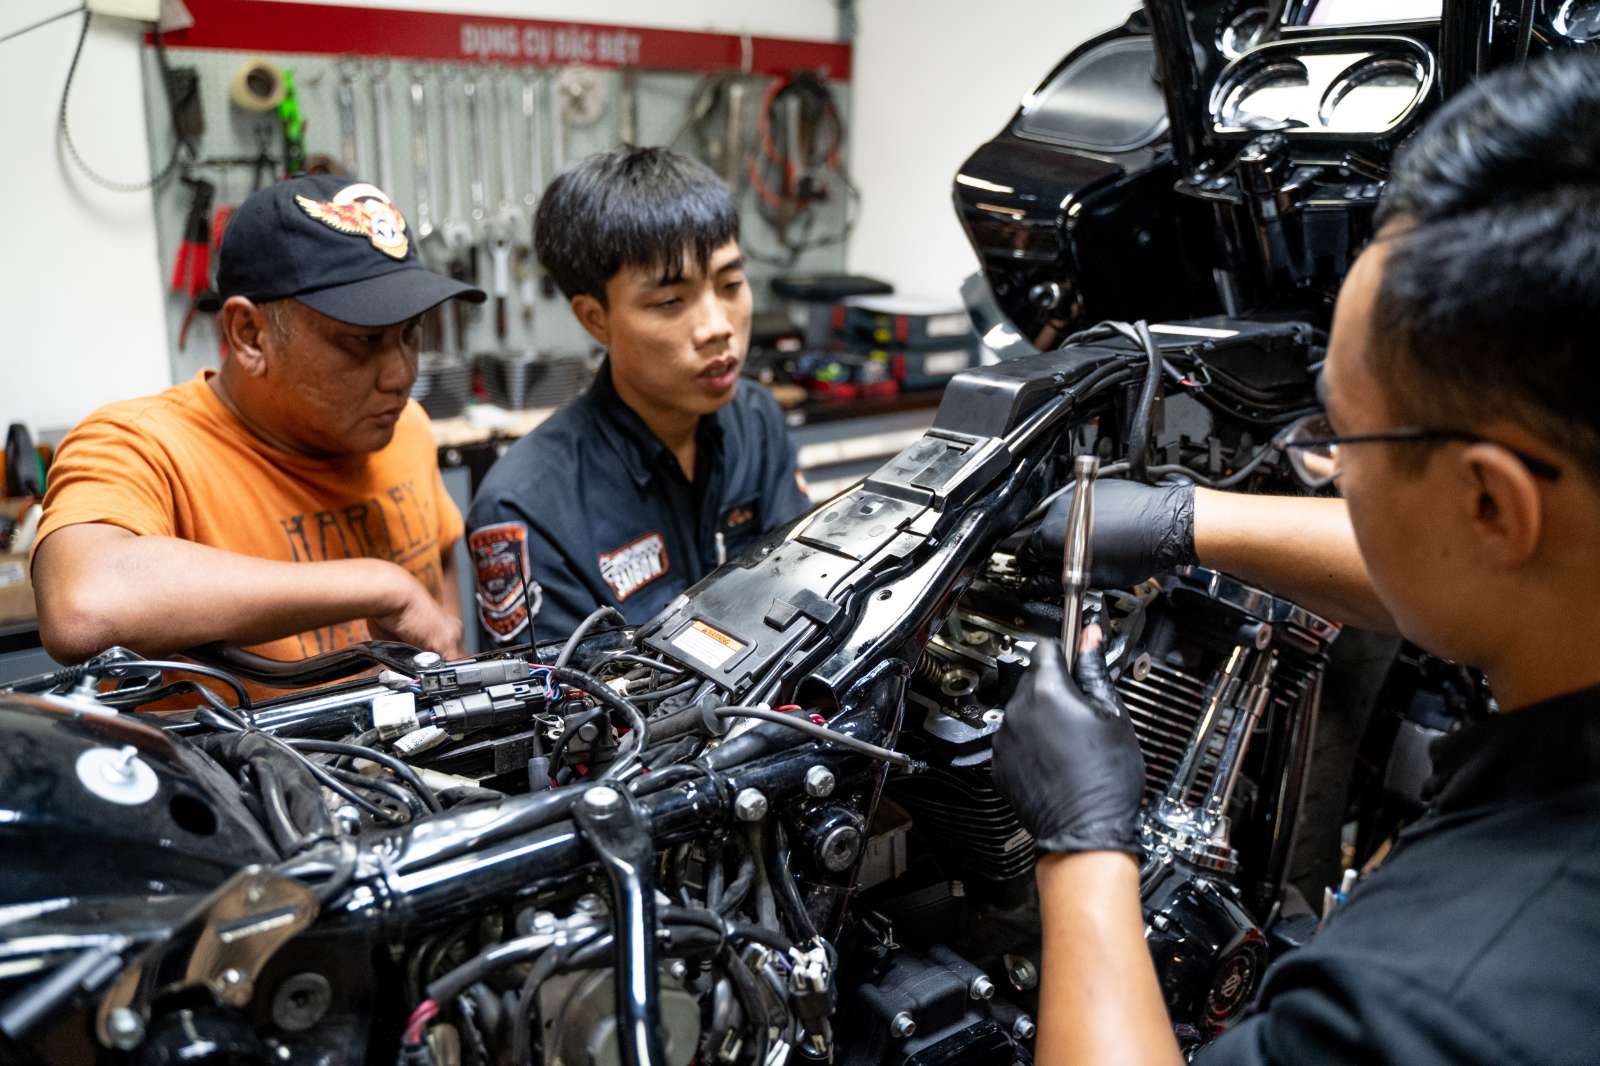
left=1060, top=454, right=1099, bottom=672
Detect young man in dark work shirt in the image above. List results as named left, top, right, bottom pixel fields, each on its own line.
left=467, top=147, right=811, bottom=643
left=992, top=53, right=1600, bottom=1065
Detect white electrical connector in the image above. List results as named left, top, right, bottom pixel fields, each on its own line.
left=393, top=725, right=448, bottom=757
left=371, top=691, right=420, bottom=741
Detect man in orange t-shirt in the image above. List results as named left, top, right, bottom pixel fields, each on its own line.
left=32, top=175, right=485, bottom=668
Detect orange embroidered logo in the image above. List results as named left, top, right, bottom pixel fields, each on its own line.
left=295, top=182, right=410, bottom=259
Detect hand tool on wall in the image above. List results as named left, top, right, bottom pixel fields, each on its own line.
left=723, top=80, right=748, bottom=186
left=492, top=68, right=527, bottom=347
left=336, top=58, right=360, bottom=176
left=408, top=64, right=439, bottom=260
left=618, top=69, right=639, bottom=146
left=438, top=67, right=476, bottom=258
left=463, top=73, right=491, bottom=238
left=369, top=58, right=394, bottom=192
left=438, top=67, right=477, bottom=356
left=171, top=176, right=216, bottom=350
left=277, top=68, right=308, bottom=176
left=519, top=70, right=546, bottom=326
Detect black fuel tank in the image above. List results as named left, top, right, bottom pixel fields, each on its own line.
left=0, top=697, right=274, bottom=906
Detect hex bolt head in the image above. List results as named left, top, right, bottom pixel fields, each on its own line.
left=1013, top=1015, right=1037, bottom=1041
left=106, top=1007, right=145, bottom=1050
left=969, top=975, right=995, bottom=1000
left=412, top=651, right=443, bottom=670
left=1008, top=957, right=1039, bottom=991
left=734, top=788, right=768, bottom=822
left=803, top=765, right=836, bottom=798
left=668, top=959, right=689, bottom=982
left=890, top=1012, right=916, bottom=1039
left=583, top=785, right=622, bottom=811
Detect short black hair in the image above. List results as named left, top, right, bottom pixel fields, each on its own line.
left=1370, top=52, right=1600, bottom=482
left=533, top=146, right=740, bottom=304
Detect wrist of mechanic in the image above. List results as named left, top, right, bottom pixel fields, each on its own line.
left=991, top=626, right=1184, bottom=1065
left=1032, top=479, right=1395, bottom=633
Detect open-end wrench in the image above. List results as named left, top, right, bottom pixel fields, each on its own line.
left=521, top=71, right=544, bottom=214
left=518, top=71, right=545, bottom=329
left=336, top=57, right=361, bottom=176
left=407, top=65, right=439, bottom=260
left=491, top=69, right=527, bottom=347
left=550, top=67, right=568, bottom=179
left=618, top=69, right=639, bottom=146
left=437, top=67, right=475, bottom=256
left=369, top=58, right=393, bottom=192
left=463, top=73, right=490, bottom=238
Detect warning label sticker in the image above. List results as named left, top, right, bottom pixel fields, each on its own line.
left=671, top=619, right=746, bottom=670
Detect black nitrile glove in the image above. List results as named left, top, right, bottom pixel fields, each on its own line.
left=991, top=632, right=1146, bottom=857
left=1022, top=479, right=1197, bottom=588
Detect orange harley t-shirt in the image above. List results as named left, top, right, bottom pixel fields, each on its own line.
left=35, top=370, right=463, bottom=663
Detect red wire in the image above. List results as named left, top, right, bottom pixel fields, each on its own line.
left=404, top=999, right=439, bottom=1045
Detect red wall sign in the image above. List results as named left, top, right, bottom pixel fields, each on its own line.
left=158, top=0, right=852, bottom=79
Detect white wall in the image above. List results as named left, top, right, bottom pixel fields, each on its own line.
left=847, top=0, right=1137, bottom=302
left=1, top=1, right=172, bottom=433
left=0, top=0, right=840, bottom=435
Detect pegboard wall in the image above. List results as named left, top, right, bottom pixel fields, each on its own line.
left=141, top=0, right=855, bottom=388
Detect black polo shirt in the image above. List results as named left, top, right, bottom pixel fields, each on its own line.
left=466, top=360, right=812, bottom=643
left=1197, top=685, right=1600, bottom=1065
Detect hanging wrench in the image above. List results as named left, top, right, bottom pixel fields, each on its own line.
left=336, top=57, right=360, bottom=176
left=491, top=68, right=527, bottom=347
left=437, top=67, right=475, bottom=256
left=521, top=71, right=545, bottom=214
left=518, top=71, right=546, bottom=329
left=550, top=68, right=568, bottom=179
left=369, top=58, right=393, bottom=191
left=463, top=73, right=491, bottom=239
left=408, top=64, right=439, bottom=261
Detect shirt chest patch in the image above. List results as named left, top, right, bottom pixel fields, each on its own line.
left=720, top=496, right=758, bottom=533
left=598, top=532, right=670, bottom=602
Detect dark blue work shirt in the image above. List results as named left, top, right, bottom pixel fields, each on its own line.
left=1196, top=685, right=1600, bottom=1066
left=466, top=360, right=812, bottom=643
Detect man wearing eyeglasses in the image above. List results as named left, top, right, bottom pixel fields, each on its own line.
left=993, top=52, right=1600, bottom=1066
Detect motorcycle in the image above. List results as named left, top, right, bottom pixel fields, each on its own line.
left=0, top=1, right=1574, bottom=1063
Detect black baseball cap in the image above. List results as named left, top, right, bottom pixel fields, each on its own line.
left=206, top=175, right=484, bottom=326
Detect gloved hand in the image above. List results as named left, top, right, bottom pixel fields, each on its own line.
left=1022, top=478, right=1197, bottom=588
left=991, top=628, right=1146, bottom=857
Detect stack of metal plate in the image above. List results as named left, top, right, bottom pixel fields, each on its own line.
left=412, top=353, right=472, bottom=419
left=477, top=351, right=596, bottom=410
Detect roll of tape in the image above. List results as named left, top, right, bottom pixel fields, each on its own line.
left=231, top=58, right=285, bottom=112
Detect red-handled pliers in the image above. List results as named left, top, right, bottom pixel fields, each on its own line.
left=171, top=177, right=215, bottom=349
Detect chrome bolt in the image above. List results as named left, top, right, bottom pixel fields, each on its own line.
left=106, top=1007, right=145, bottom=1050
left=583, top=785, right=622, bottom=812
left=804, top=766, right=835, bottom=798
left=531, top=910, right=558, bottom=932
left=890, top=1012, right=916, bottom=1039
left=576, top=893, right=606, bottom=915
left=969, top=975, right=995, bottom=1000
left=734, top=788, right=768, bottom=822
left=412, top=651, right=443, bottom=670
left=981, top=709, right=1004, bottom=726
left=668, top=959, right=689, bottom=982
left=1013, top=1015, right=1037, bottom=1041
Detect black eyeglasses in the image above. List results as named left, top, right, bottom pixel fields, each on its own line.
left=1277, top=414, right=1563, bottom=488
